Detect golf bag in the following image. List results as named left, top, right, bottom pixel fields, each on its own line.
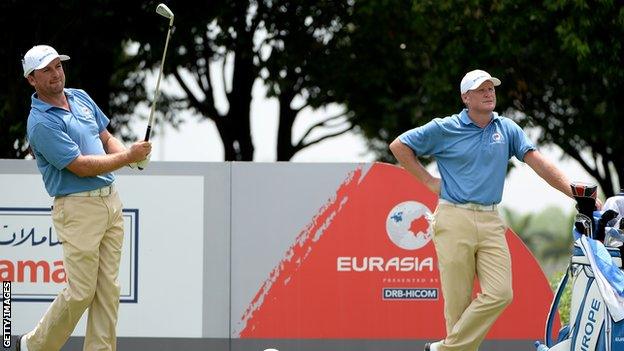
left=539, top=182, right=624, bottom=351
left=543, top=242, right=624, bottom=350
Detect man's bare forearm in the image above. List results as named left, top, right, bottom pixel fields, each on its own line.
left=389, top=138, right=440, bottom=193
left=101, top=130, right=127, bottom=154
left=66, top=152, right=134, bottom=177
left=524, top=150, right=573, bottom=198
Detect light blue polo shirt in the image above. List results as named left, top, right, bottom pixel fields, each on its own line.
left=27, top=88, right=115, bottom=197
left=399, top=109, right=535, bottom=205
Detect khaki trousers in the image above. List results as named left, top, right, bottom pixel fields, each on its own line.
left=25, top=191, right=124, bottom=351
left=432, top=204, right=513, bottom=351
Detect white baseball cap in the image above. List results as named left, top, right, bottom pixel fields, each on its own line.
left=22, top=45, right=70, bottom=78
left=460, top=69, right=501, bottom=94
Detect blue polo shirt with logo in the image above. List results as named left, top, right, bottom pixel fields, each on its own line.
left=399, top=109, right=535, bottom=205
left=27, top=88, right=114, bottom=197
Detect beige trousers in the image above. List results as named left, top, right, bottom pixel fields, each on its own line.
left=432, top=204, right=513, bottom=351
left=25, top=191, right=124, bottom=351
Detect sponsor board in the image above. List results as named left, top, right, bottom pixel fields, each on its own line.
left=0, top=208, right=139, bottom=302
left=236, top=163, right=557, bottom=339
left=1, top=161, right=557, bottom=342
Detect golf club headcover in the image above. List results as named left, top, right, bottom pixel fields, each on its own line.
left=571, top=182, right=598, bottom=225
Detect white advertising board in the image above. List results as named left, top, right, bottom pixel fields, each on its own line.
left=2, top=172, right=205, bottom=337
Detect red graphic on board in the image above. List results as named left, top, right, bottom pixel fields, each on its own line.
left=239, top=162, right=557, bottom=339
left=409, top=215, right=430, bottom=236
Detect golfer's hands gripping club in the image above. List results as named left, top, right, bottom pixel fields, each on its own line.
left=128, top=154, right=151, bottom=169
left=136, top=153, right=151, bottom=170
left=127, top=141, right=152, bottom=170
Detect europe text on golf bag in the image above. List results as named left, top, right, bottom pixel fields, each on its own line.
left=542, top=182, right=624, bottom=351
left=545, top=244, right=624, bottom=350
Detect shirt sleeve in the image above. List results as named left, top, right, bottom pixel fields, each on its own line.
left=506, top=120, right=535, bottom=161
left=29, top=122, right=81, bottom=170
left=398, top=119, right=444, bottom=156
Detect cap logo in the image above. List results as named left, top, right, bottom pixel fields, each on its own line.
left=471, top=75, right=488, bottom=83
left=37, top=52, right=54, bottom=64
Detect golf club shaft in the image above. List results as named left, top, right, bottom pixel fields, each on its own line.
left=144, top=20, right=174, bottom=142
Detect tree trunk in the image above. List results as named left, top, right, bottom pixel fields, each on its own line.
left=276, top=91, right=297, bottom=161
left=224, top=31, right=255, bottom=161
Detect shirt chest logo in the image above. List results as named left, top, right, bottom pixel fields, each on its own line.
left=81, top=106, right=94, bottom=119
left=491, top=132, right=504, bottom=144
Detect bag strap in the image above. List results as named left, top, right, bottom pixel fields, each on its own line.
left=545, top=264, right=570, bottom=347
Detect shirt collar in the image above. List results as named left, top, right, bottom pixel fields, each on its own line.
left=31, top=88, right=73, bottom=112
left=459, top=108, right=500, bottom=126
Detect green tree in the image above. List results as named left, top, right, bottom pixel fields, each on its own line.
left=123, top=0, right=355, bottom=160
left=328, top=0, right=624, bottom=195
left=4, top=0, right=624, bottom=177
left=501, top=207, right=538, bottom=252
left=511, top=0, right=624, bottom=197
left=0, top=0, right=150, bottom=158
left=502, top=206, right=575, bottom=275
left=1, top=0, right=355, bottom=161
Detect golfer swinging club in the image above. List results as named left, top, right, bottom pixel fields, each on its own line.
left=17, top=45, right=151, bottom=351
left=390, top=69, right=576, bottom=351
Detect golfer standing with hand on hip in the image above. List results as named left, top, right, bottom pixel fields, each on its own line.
left=390, top=69, right=574, bottom=351
left=17, top=45, right=151, bottom=351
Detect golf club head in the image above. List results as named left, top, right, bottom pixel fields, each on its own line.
left=156, top=3, right=174, bottom=20
left=574, top=213, right=593, bottom=237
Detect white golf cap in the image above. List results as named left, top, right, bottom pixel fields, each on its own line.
left=460, top=69, right=501, bottom=94
left=22, top=45, right=70, bottom=78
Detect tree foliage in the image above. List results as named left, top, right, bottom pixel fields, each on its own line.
left=2, top=0, right=623, bottom=188
left=502, top=206, right=575, bottom=275
left=330, top=0, right=624, bottom=195
left=124, top=0, right=356, bottom=160
left=0, top=0, right=148, bottom=158
left=502, top=205, right=574, bottom=324
left=1, top=0, right=354, bottom=161
left=0, top=2, right=156, bottom=156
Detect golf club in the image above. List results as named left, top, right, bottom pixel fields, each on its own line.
left=139, top=3, right=174, bottom=170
